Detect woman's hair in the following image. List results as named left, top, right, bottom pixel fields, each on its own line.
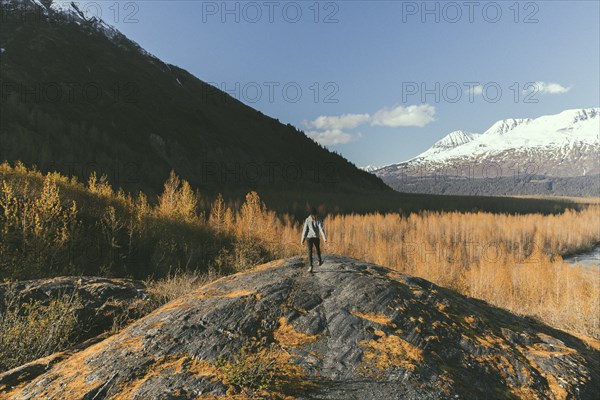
left=310, top=207, right=318, bottom=217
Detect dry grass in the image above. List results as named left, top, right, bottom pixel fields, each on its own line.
left=214, top=338, right=313, bottom=398
left=146, top=269, right=222, bottom=307
left=273, top=317, right=319, bottom=348
left=0, top=292, right=82, bottom=372
left=203, top=197, right=600, bottom=338
left=352, top=312, right=396, bottom=328
left=277, top=206, right=600, bottom=338
left=360, top=331, right=424, bottom=372
left=2, top=162, right=599, bottom=342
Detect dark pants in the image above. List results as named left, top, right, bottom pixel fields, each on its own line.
left=307, top=238, right=322, bottom=266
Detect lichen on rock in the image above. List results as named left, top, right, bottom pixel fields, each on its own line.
left=1, top=255, right=598, bottom=399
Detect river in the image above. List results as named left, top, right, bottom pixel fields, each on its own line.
left=563, top=245, right=600, bottom=268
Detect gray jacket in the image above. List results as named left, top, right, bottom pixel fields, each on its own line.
left=301, top=215, right=326, bottom=242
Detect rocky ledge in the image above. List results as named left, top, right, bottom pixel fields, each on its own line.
left=0, top=276, right=148, bottom=340
left=1, top=256, right=598, bottom=399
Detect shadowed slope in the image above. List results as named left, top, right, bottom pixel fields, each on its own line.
left=0, top=0, right=387, bottom=196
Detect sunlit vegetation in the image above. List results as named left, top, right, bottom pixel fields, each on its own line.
left=215, top=340, right=277, bottom=393
left=214, top=338, right=312, bottom=398
left=316, top=208, right=600, bottom=338
left=1, top=161, right=598, bottom=340
left=0, top=162, right=296, bottom=280
left=0, top=291, right=82, bottom=372
left=145, top=269, right=222, bottom=307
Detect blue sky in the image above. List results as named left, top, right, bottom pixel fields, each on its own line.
left=99, top=0, right=599, bottom=167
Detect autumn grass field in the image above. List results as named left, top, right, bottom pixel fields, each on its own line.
left=1, top=161, right=599, bottom=340
left=315, top=208, right=600, bottom=338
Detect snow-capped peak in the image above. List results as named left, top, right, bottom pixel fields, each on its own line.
left=3, top=0, right=123, bottom=41
left=374, top=107, right=600, bottom=184
left=481, top=118, right=532, bottom=137
left=360, top=165, right=380, bottom=173
left=52, top=0, right=122, bottom=40
left=49, top=0, right=77, bottom=14
left=431, top=130, right=480, bottom=150
left=379, top=107, right=600, bottom=168
left=564, top=107, right=599, bottom=124
left=407, top=130, right=480, bottom=161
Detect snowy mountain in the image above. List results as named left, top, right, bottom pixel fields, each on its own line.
left=2, top=0, right=119, bottom=38
left=374, top=108, right=600, bottom=196
left=360, top=165, right=381, bottom=173
left=410, top=131, right=481, bottom=160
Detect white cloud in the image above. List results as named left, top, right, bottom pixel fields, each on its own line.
left=465, top=84, right=484, bottom=96
left=371, top=104, right=436, bottom=128
left=303, top=113, right=370, bottom=130
left=528, top=81, right=572, bottom=94
left=303, top=104, right=435, bottom=146
left=305, top=129, right=362, bottom=146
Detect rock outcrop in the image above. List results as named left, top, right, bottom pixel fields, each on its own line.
left=0, top=276, right=148, bottom=341
left=2, top=256, right=598, bottom=399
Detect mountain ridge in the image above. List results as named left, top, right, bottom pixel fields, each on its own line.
left=408, top=130, right=481, bottom=161
left=371, top=108, right=600, bottom=196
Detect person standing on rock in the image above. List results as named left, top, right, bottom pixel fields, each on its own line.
left=301, top=207, right=327, bottom=273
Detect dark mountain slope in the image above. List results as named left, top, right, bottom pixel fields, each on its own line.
left=0, top=0, right=388, bottom=195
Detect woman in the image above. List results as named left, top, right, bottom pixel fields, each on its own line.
left=301, top=207, right=327, bottom=272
